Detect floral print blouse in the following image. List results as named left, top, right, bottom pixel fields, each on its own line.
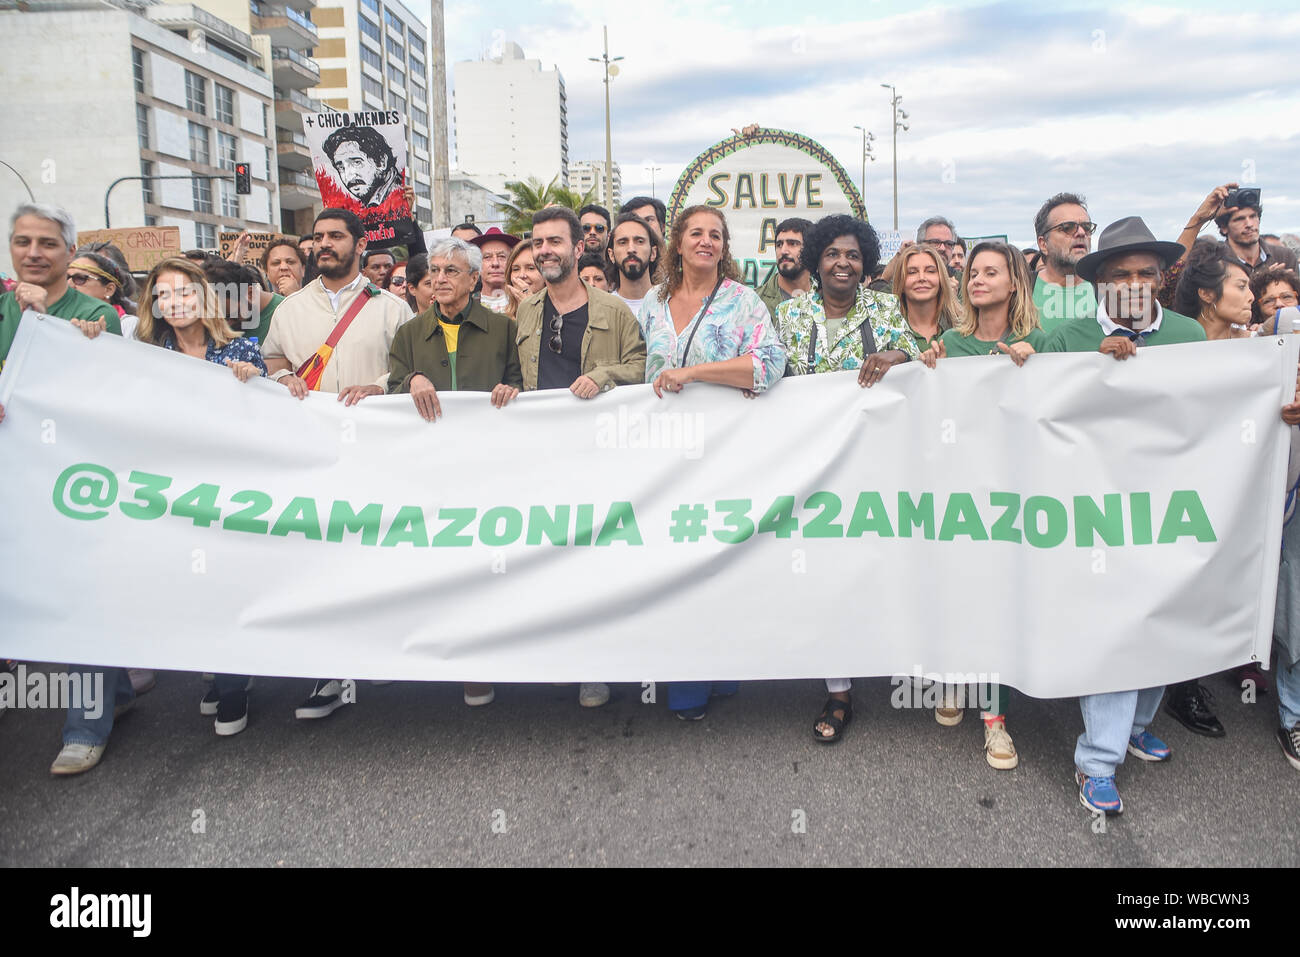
left=776, top=284, right=921, bottom=375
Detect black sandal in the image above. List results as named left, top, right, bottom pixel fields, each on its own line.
left=813, top=696, right=852, bottom=743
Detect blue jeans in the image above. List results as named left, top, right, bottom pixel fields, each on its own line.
left=1277, top=659, right=1300, bottom=728
left=668, top=681, right=739, bottom=711
left=1074, top=686, right=1165, bottom=777
left=62, top=667, right=134, bottom=748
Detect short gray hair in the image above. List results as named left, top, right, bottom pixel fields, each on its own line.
left=916, top=216, right=956, bottom=243
left=428, top=236, right=480, bottom=273
left=10, top=203, right=76, bottom=250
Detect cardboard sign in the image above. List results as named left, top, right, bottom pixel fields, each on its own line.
left=304, top=110, right=417, bottom=250
left=667, top=128, right=866, bottom=288
left=219, top=230, right=279, bottom=266
left=75, top=227, right=181, bottom=272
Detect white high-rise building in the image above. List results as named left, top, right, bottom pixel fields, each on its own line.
left=570, top=160, right=622, bottom=210
left=0, top=1, right=278, bottom=260
left=453, top=41, right=568, bottom=197
left=311, top=0, right=449, bottom=228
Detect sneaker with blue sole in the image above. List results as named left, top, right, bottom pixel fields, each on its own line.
left=1077, top=771, right=1123, bottom=816
left=1127, top=730, right=1172, bottom=762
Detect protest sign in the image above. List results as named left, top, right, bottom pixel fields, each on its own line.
left=667, top=128, right=866, bottom=287
left=304, top=110, right=417, bottom=250
left=75, top=227, right=180, bottom=272
left=218, top=230, right=279, bottom=267
left=878, top=229, right=904, bottom=262
left=1, top=313, right=1294, bottom=695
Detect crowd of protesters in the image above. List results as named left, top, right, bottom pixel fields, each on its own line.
left=2, top=178, right=1299, bottom=821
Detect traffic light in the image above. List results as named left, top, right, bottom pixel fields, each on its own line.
left=234, top=162, right=251, bottom=195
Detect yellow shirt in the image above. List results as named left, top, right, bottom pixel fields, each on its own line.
left=439, top=319, right=460, bottom=354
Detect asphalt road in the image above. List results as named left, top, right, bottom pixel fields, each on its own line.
left=2, top=667, right=1297, bottom=867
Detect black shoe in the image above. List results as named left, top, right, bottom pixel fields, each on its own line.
left=200, top=684, right=220, bottom=716
left=215, top=691, right=248, bottom=736
left=294, top=679, right=347, bottom=720
left=1163, top=683, right=1225, bottom=737
left=1279, top=724, right=1300, bottom=771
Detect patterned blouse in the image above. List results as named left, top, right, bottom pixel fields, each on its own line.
left=776, top=284, right=921, bottom=375
left=637, top=278, right=786, bottom=391
left=162, top=333, right=268, bottom=375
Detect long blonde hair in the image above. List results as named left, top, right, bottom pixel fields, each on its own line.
left=955, top=241, right=1040, bottom=338
left=893, top=243, right=959, bottom=331
left=135, top=257, right=236, bottom=347
left=658, top=205, right=740, bottom=302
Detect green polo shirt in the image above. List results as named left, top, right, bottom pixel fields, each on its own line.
left=940, top=326, right=1049, bottom=358
left=1032, top=278, right=1096, bottom=333
left=251, top=292, right=285, bottom=345
left=0, top=285, right=121, bottom=367
left=908, top=323, right=945, bottom=353
left=1040, top=309, right=1205, bottom=353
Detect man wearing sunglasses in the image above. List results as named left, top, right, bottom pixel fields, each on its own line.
left=1032, top=192, right=1098, bottom=332
left=579, top=203, right=612, bottom=255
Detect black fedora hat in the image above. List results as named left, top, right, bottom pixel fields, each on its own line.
left=1076, top=216, right=1184, bottom=282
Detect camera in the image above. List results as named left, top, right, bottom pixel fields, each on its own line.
left=1224, top=187, right=1261, bottom=210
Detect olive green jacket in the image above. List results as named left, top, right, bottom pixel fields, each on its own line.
left=514, top=285, right=646, bottom=392
left=388, top=300, right=522, bottom=394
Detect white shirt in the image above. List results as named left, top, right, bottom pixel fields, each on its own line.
left=1096, top=297, right=1163, bottom=337
left=480, top=289, right=510, bottom=314
left=618, top=293, right=644, bottom=315
left=323, top=272, right=365, bottom=312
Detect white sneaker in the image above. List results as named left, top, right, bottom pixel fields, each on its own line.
left=936, top=684, right=963, bottom=726
left=984, top=719, right=1019, bottom=770
left=50, top=742, right=105, bottom=775
left=579, top=682, right=610, bottom=708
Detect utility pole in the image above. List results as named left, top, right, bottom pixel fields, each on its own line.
left=852, top=125, right=875, bottom=216
left=880, top=84, right=909, bottom=231
left=589, top=27, right=623, bottom=209
left=648, top=165, right=662, bottom=198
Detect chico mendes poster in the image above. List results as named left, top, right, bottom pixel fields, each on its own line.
left=305, top=110, right=417, bottom=250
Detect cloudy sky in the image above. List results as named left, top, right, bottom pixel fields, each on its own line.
left=426, top=0, right=1298, bottom=247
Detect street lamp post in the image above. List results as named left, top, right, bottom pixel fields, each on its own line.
left=852, top=125, right=875, bottom=216
left=648, top=165, right=662, bottom=199
left=880, top=84, right=909, bottom=231
left=589, top=27, right=623, bottom=209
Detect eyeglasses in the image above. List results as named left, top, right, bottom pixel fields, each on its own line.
left=426, top=266, right=464, bottom=278
left=924, top=240, right=960, bottom=251
left=1261, top=292, right=1299, bottom=310
left=582, top=224, right=607, bottom=234
left=1048, top=221, right=1098, bottom=236
left=67, top=272, right=99, bottom=286
left=548, top=314, right=564, bottom=354
left=389, top=275, right=407, bottom=287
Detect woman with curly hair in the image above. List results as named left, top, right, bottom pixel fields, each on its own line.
left=636, top=205, right=786, bottom=720
left=1250, top=263, right=1300, bottom=330
left=1175, top=238, right=1255, bottom=340
left=774, top=213, right=921, bottom=743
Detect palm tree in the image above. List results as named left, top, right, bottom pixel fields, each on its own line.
left=497, top=176, right=598, bottom=235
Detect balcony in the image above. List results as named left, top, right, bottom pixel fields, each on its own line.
left=276, top=128, right=312, bottom=170
left=274, top=86, right=321, bottom=132
left=251, top=0, right=317, bottom=48
left=270, top=46, right=319, bottom=89
left=278, top=168, right=319, bottom=210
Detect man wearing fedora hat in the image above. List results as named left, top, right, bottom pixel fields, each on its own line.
left=1043, top=216, right=1206, bottom=356
left=468, top=227, right=522, bottom=315
left=1040, top=216, right=1206, bottom=816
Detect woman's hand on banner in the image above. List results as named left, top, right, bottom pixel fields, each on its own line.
left=70, top=317, right=107, bottom=339
left=410, top=374, right=442, bottom=421
left=920, top=338, right=946, bottom=369
left=997, top=340, right=1035, bottom=366
left=225, top=359, right=260, bottom=382
left=652, top=367, right=692, bottom=398
left=857, top=350, right=903, bottom=388
left=338, top=383, right=383, bottom=406
left=490, top=383, right=519, bottom=409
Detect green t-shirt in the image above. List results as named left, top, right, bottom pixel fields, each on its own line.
left=0, top=285, right=121, bottom=367
left=940, top=326, right=1049, bottom=358
left=1040, top=309, right=1206, bottom=353
left=251, top=292, right=284, bottom=346
left=908, top=323, right=944, bottom=353
left=1032, top=278, right=1096, bottom=333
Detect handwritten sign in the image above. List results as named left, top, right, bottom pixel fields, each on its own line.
left=219, top=230, right=279, bottom=266
left=75, top=227, right=180, bottom=272
left=667, top=128, right=866, bottom=287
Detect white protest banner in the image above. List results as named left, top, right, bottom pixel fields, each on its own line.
left=667, top=127, right=866, bottom=288
left=0, top=314, right=1294, bottom=696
